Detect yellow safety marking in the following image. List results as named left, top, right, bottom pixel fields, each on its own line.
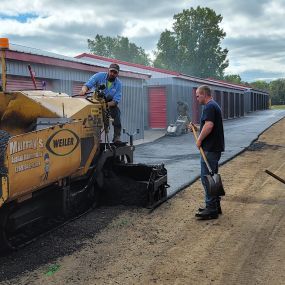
left=91, top=108, right=99, bottom=115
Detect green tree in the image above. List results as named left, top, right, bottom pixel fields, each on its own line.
left=224, top=74, right=242, bottom=84
left=269, top=79, right=285, bottom=105
left=250, top=80, right=269, bottom=91
left=153, top=6, right=229, bottom=78
left=87, top=35, right=151, bottom=66
left=153, top=30, right=181, bottom=71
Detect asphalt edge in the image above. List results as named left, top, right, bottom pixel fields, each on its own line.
left=151, top=115, right=285, bottom=211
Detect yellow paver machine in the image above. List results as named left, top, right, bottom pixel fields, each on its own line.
left=0, top=39, right=168, bottom=251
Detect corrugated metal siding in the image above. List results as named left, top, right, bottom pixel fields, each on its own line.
left=6, top=75, right=51, bottom=91
left=258, top=94, right=266, bottom=110
left=249, top=92, right=253, bottom=112
left=192, top=87, right=200, bottom=124
left=259, top=95, right=262, bottom=110
left=263, top=95, right=266, bottom=109
left=240, top=94, right=245, bottom=116
left=229, top=92, right=235, bottom=118
left=166, top=84, right=192, bottom=125
left=244, top=91, right=251, bottom=113
left=235, top=93, right=240, bottom=117
left=119, top=77, right=144, bottom=141
left=148, top=87, right=167, bottom=128
left=214, top=90, right=222, bottom=106
left=7, top=60, right=94, bottom=83
left=259, top=95, right=263, bottom=110
left=49, top=79, right=71, bottom=94
left=223, top=92, right=229, bottom=119
left=143, top=85, right=148, bottom=128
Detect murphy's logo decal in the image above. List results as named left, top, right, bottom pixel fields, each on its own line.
left=10, top=138, right=44, bottom=155
left=46, top=129, right=79, bottom=156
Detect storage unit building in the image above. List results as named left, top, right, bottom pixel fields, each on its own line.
left=77, top=53, right=269, bottom=128
left=0, top=44, right=150, bottom=141
left=1, top=45, right=270, bottom=139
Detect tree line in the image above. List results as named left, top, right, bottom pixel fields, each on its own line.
left=87, top=6, right=284, bottom=105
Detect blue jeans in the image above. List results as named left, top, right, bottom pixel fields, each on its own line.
left=200, top=151, right=221, bottom=210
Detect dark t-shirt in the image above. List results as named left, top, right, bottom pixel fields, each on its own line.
left=200, top=100, right=225, bottom=152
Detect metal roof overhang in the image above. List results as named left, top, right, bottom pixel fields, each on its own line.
left=5, top=47, right=150, bottom=80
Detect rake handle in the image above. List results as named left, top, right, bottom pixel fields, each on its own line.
left=190, top=123, right=213, bottom=175
left=265, top=169, right=285, bottom=184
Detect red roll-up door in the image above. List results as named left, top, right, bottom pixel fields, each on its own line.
left=72, top=82, right=85, bottom=96
left=148, top=87, right=166, bottom=128
left=6, top=75, right=50, bottom=91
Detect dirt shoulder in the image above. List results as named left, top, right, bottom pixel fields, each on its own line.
left=6, top=118, right=285, bottom=285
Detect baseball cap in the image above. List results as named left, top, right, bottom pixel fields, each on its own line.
left=109, top=63, right=120, bottom=73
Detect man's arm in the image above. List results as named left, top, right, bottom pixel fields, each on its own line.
left=79, top=85, right=89, bottom=96
left=196, top=121, right=214, bottom=148
left=79, top=73, right=101, bottom=96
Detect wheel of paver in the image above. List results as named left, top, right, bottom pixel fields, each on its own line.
left=0, top=130, right=11, bottom=174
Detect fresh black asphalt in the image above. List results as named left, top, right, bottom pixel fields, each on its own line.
left=134, top=110, right=285, bottom=197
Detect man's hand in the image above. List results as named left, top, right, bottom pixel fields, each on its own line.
left=188, top=122, right=198, bottom=132
left=196, top=121, right=214, bottom=149
left=188, top=122, right=202, bottom=148
left=79, top=85, right=88, bottom=96
left=107, top=101, right=117, bottom=108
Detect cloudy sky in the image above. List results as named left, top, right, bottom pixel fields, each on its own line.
left=1, top=0, right=285, bottom=82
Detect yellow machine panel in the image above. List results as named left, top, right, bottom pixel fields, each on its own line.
left=7, top=122, right=83, bottom=200
left=0, top=91, right=59, bottom=135
left=0, top=91, right=103, bottom=135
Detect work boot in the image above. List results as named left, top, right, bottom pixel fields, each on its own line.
left=112, top=136, right=122, bottom=145
left=197, top=205, right=222, bottom=215
left=195, top=208, right=218, bottom=220
left=112, top=137, right=121, bottom=143
left=113, top=135, right=125, bottom=147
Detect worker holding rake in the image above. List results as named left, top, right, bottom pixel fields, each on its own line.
left=189, top=85, right=225, bottom=220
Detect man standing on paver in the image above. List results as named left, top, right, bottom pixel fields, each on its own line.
left=80, top=63, right=122, bottom=144
left=190, top=85, right=225, bottom=220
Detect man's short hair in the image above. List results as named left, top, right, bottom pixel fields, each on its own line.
left=109, top=63, right=120, bottom=73
left=198, top=85, right=212, bottom=96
